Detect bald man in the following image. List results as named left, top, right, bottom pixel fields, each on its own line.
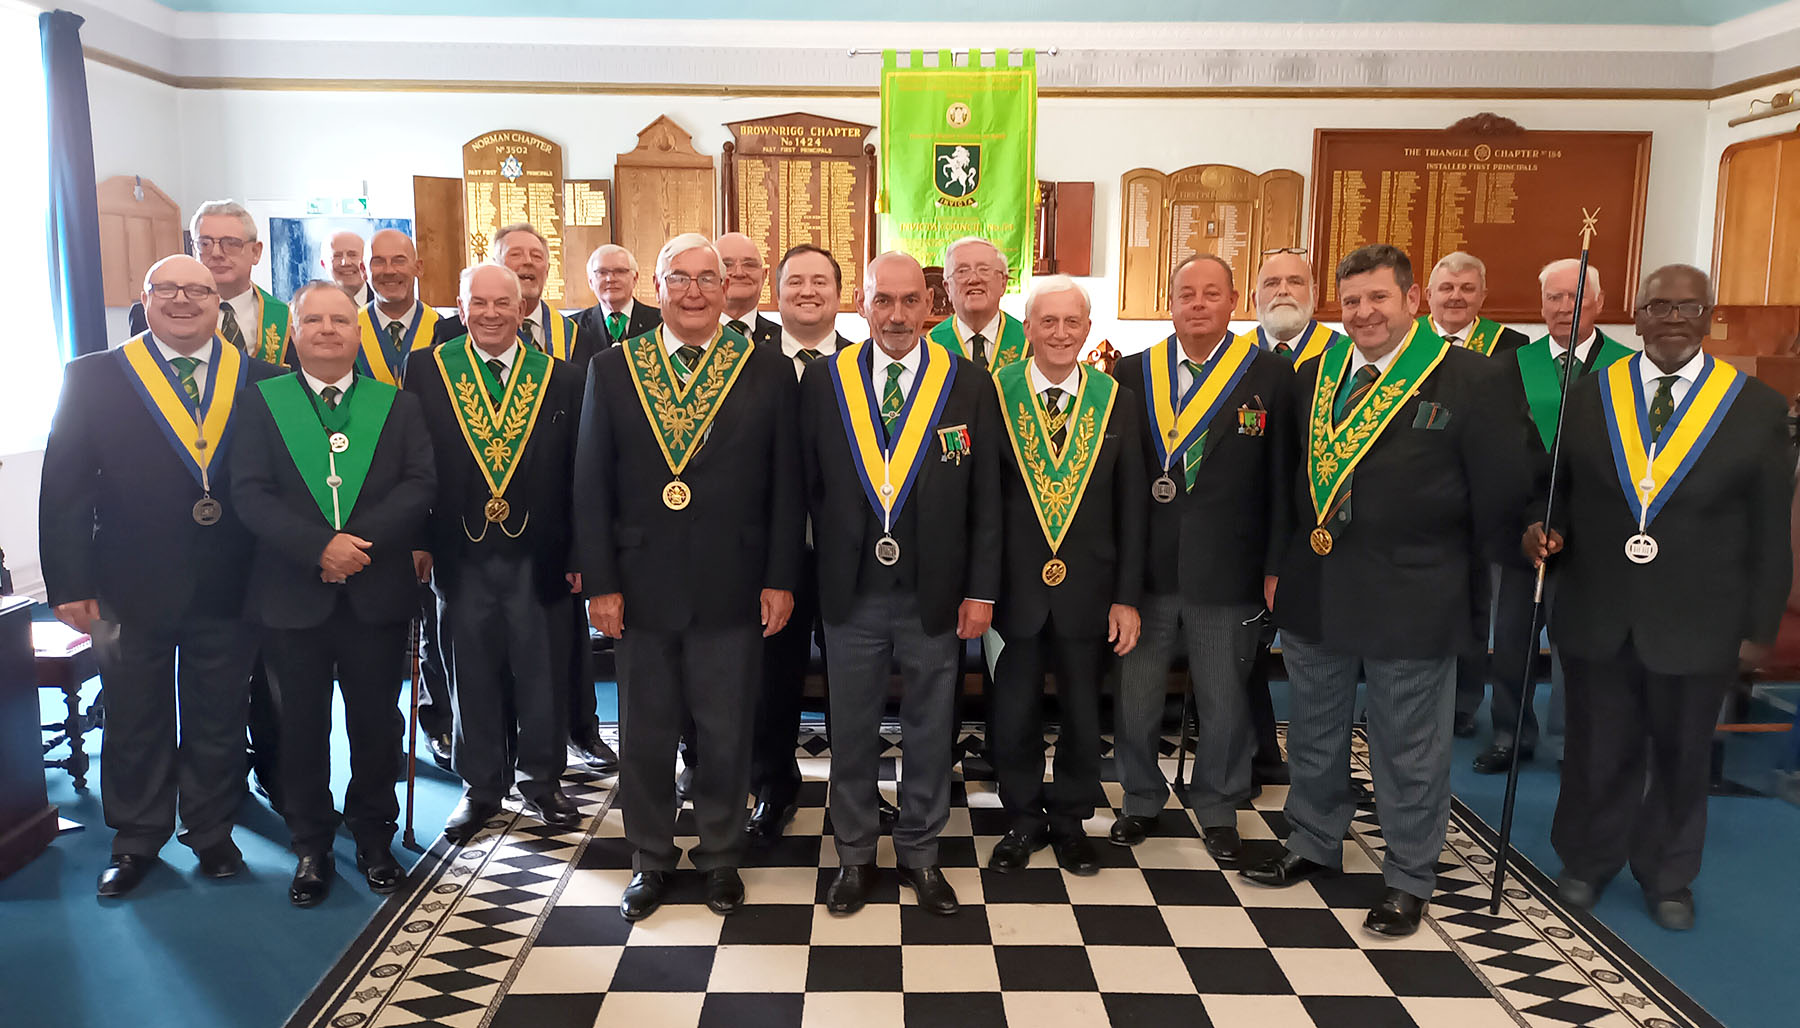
left=41, top=254, right=288, bottom=897
left=716, top=231, right=781, bottom=347
left=321, top=230, right=375, bottom=307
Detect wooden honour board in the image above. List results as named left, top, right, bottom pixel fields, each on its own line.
left=723, top=113, right=876, bottom=312
left=1310, top=127, right=1651, bottom=323
left=462, top=130, right=569, bottom=305
left=562, top=179, right=614, bottom=309
left=615, top=116, right=717, bottom=308
left=1118, top=165, right=1303, bottom=320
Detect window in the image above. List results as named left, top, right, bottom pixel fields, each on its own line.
left=2, top=0, right=59, bottom=456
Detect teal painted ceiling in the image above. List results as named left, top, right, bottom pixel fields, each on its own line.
left=152, top=0, right=1780, bottom=26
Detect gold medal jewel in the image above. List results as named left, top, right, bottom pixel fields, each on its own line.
left=662, top=479, right=692, bottom=510
left=1041, top=557, right=1068, bottom=587
left=329, top=431, right=350, bottom=453
left=875, top=534, right=901, bottom=566
left=1151, top=475, right=1178, bottom=504
left=1624, top=533, right=1659, bottom=564
left=1310, top=526, right=1334, bottom=556
left=484, top=496, right=511, bottom=523
left=192, top=496, right=222, bottom=525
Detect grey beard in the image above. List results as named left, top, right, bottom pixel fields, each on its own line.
left=1258, top=304, right=1312, bottom=341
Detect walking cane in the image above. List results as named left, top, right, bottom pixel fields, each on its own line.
left=403, top=615, right=422, bottom=851
left=1489, top=209, right=1600, bottom=913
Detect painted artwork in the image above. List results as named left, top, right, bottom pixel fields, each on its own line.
left=270, top=216, right=413, bottom=301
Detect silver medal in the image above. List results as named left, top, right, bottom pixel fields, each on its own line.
left=1624, top=533, right=1659, bottom=564
left=329, top=432, right=350, bottom=453
left=1151, top=475, right=1178, bottom=504
left=875, top=535, right=901, bottom=566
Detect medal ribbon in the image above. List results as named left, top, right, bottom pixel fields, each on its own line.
left=1143, top=334, right=1256, bottom=472
left=356, top=302, right=439, bottom=385
left=435, top=336, right=552, bottom=501
left=623, top=327, right=754, bottom=478
left=829, top=340, right=957, bottom=534
left=118, top=332, right=245, bottom=489
left=929, top=312, right=1031, bottom=372
left=1599, top=352, right=1742, bottom=528
left=996, top=361, right=1117, bottom=553
left=1306, top=323, right=1449, bottom=523
left=258, top=373, right=395, bottom=528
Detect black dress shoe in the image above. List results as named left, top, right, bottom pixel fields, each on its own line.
left=620, top=870, right=669, bottom=921
left=1240, top=848, right=1332, bottom=887
left=569, top=736, right=619, bottom=775
left=704, top=868, right=746, bottom=915
left=290, top=853, right=334, bottom=908
left=195, top=839, right=244, bottom=879
left=445, top=796, right=502, bottom=844
left=96, top=854, right=157, bottom=898
left=426, top=733, right=455, bottom=772
left=899, top=864, right=960, bottom=915
left=1201, top=825, right=1243, bottom=862
left=522, top=787, right=583, bottom=828
left=877, top=796, right=900, bottom=830
left=675, top=765, right=695, bottom=805
left=1251, top=762, right=1291, bottom=786
left=1051, top=832, right=1101, bottom=876
left=1648, top=891, right=1695, bottom=931
left=1555, top=874, right=1601, bottom=910
left=356, top=845, right=403, bottom=894
left=743, top=800, right=798, bottom=843
left=1472, top=743, right=1531, bottom=775
left=1364, top=887, right=1426, bottom=936
left=825, top=863, right=876, bottom=915
left=1109, top=814, right=1156, bottom=847
left=987, top=826, right=1050, bottom=872
left=1452, top=712, right=1478, bottom=738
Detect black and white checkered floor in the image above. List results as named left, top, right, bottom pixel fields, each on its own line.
left=287, top=729, right=1721, bottom=1028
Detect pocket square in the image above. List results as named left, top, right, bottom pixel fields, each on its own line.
left=1412, top=402, right=1451, bottom=430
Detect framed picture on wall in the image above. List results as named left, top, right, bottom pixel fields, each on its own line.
left=269, top=216, right=414, bottom=301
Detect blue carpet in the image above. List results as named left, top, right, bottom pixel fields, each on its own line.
left=4, top=675, right=1796, bottom=1027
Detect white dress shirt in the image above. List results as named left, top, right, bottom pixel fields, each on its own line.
left=1430, top=316, right=1476, bottom=346
left=781, top=329, right=838, bottom=381
left=599, top=298, right=635, bottom=320
left=662, top=323, right=715, bottom=357
left=153, top=334, right=211, bottom=396
left=1346, top=341, right=1401, bottom=380
left=519, top=302, right=547, bottom=347
left=871, top=339, right=924, bottom=397
left=1174, top=332, right=1231, bottom=395
left=302, top=368, right=356, bottom=399
left=472, top=341, right=520, bottom=384
left=1548, top=330, right=1597, bottom=367
left=221, top=287, right=256, bottom=336
left=372, top=299, right=422, bottom=337
left=1639, top=347, right=1705, bottom=410
left=1028, top=360, right=1080, bottom=400
left=955, top=312, right=1005, bottom=364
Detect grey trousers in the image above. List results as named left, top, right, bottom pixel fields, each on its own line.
left=616, top=623, right=762, bottom=872
left=823, top=590, right=960, bottom=868
left=1281, top=633, right=1455, bottom=900
left=90, top=612, right=255, bottom=856
left=1115, top=595, right=1260, bottom=826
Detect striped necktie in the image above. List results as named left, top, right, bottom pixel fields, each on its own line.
left=1334, top=364, right=1381, bottom=426
left=728, top=318, right=749, bottom=337
left=674, top=344, right=706, bottom=384
left=320, top=385, right=342, bottom=411
left=1180, top=360, right=1207, bottom=489
left=1043, top=387, right=1068, bottom=452
left=218, top=303, right=246, bottom=351
left=170, top=356, right=201, bottom=407
left=880, top=362, right=905, bottom=436
left=521, top=320, right=540, bottom=352
left=485, top=358, right=507, bottom=403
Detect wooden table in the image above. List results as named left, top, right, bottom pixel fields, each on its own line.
left=34, top=620, right=99, bottom=789
left=0, top=596, right=56, bottom=878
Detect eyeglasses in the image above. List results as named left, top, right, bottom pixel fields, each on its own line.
left=194, top=235, right=249, bottom=255
left=593, top=267, right=634, bottom=279
left=1262, top=247, right=1308, bottom=256
left=662, top=271, right=723, bottom=292
left=147, top=282, right=219, bottom=300
left=1639, top=300, right=1709, bottom=319
left=949, top=265, right=1006, bottom=282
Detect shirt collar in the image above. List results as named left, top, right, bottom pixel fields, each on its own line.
left=955, top=312, right=1004, bottom=344
left=223, top=288, right=256, bottom=317
left=1639, top=347, right=1705, bottom=388
left=599, top=297, right=634, bottom=319
left=1548, top=330, right=1598, bottom=363
left=473, top=341, right=520, bottom=369
left=722, top=310, right=758, bottom=329
left=1029, top=359, right=1080, bottom=395
left=372, top=298, right=421, bottom=326
left=302, top=367, right=356, bottom=396
left=151, top=333, right=210, bottom=364
left=662, top=323, right=717, bottom=354
left=1348, top=343, right=1402, bottom=376
left=782, top=329, right=836, bottom=361
left=872, top=340, right=924, bottom=379
left=1430, top=315, right=1477, bottom=341
left=521, top=301, right=544, bottom=328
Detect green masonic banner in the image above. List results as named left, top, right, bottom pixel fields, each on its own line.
left=879, top=49, right=1038, bottom=288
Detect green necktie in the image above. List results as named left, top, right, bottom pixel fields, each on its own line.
left=606, top=312, right=627, bottom=342
left=968, top=332, right=988, bottom=369
left=1043, top=387, right=1068, bottom=452
left=170, top=356, right=201, bottom=407
left=796, top=348, right=822, bottom=365
left=320, top=385, right=342, bottom=411
left=674, top=344, right=705, bottom=383
left=1648, top=374, right=1679, bottom=440
left=485, top=358, right=507, bottom=403
left=881, top=362, right=906, bottom=436
left=1180, top=360, right=1207, bottom=489
left=218, top=303, right=246, bottom=351
left=728, top=318, right=749, bottom=337
left=1334, top=364, right=1381, bottom=426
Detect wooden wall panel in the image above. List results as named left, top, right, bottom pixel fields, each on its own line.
left=413, top=175, right=464, bottom=309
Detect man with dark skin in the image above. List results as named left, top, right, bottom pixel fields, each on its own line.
left=1524, top=264, right=1791, bottom=932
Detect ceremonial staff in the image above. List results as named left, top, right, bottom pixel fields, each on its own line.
left=403, top=616, right=422, bottom=851
left=1490, top=209, right=1599, bottom=913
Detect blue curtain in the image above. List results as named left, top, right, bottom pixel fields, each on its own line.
left=41, top=10, right=105, bottom=359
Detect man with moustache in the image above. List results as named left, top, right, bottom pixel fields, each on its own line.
left=804, top=251, right=1001, bottom=916
left=1110, top=255, right=1295, bottom=857
left=128, top=201, right=291, bottom=369
left=572, top=244, right=662, bottom=347
left=1243, top=245, right=1529, bottom=937
left=1525, top=265, right=1790, bottom=931
left=1469, top=259, right=1633, bottom=773
left=987, top=275, right=1145, bottom=875
left=435, top=225, right=583, bottom=363
left=576, top=233, right=802, bottom=921
left=408, top=263, right=588, bottom=844
left=929, top=236, right=1029, bottom=373
left=321, top=230, right=375, bottom=307
left=230, top=282, right=434, bottom=906
left=717, top=231, right=782, bottom=347
left=744, top=243, right=854, bottom=843
left=41, top=255, right=286, bottom=897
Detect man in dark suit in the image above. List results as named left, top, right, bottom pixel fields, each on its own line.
left=1472, top=259, right=1634, bottom=774
left=803, top=251, right=1001, bottom=917
left=1526, top=264, right=1792, bottom=931
left=745, top=243, right=854, bottom=843
left=987, top=275, right=1145, bottom=876
left=1242, top=244, right=1530, bottom=938
left=716, top=231, right=782, bottom=347
left=576, top=233, right=803, bottom=922
left=41, top=255, right=285, bottom=897
left=1110, top=255, right=1295, bottom=860
left=407, top=263, right=588, bottom=844
left=229, top=282, right=435, bottom=906
left=570, top=243, right=662, bottom=348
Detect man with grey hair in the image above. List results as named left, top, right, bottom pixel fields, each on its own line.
left=987, top=274, right=1145, bottom=875
left=1421, top=251, right=1529, bottom=359
left=407, top=262, right=589, bottom=845
left=1251, top=249, right=1340, bottom=365
left=320, top=230, right=375, bottom=307
left=435, top=224, right=584, bottom=363
left=928, top=235, right=1029, bottom=372
left=576, top=232, right=802, bottom=921
left=130, top=201, right=291, bottom=367
left=572, top=243, right=662, bottom=347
